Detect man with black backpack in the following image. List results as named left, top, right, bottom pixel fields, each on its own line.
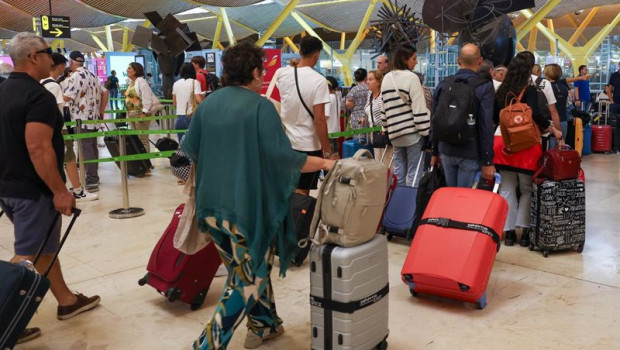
left=431, top=44, right=495, bottom=187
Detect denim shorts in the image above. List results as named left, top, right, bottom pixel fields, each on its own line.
left=0, top=194, right=61, bottom=256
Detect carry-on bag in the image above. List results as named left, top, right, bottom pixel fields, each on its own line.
left=529, top=177, right=586, bottom=258
left=341, top=139, right=374, bottom=159
left=532, top=144, right=581, bottom=182
left=287, top=192, right=316, bottom=266
left=151, top=137, right=179, bottom=152
left=104, top=134, right=152, bottom=177
left=310, top=149, right=388, bottom=247
left=401, top=173, right=508, bottom=309
left=582, top=123, right=592, bottom=155
left=413, top=165, right=446, bottom=233
left=310, top=234, right=389, bottom=350
left=0, top=208, right=81, bottom=350
left=592, top=102, right=612, bottom=152
left=380, top=152, right=424, bottom=240
left=565, top=117, right=584, bottom=155
left=138, top=204, right=221, bottom=310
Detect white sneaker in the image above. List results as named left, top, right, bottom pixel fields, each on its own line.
left=72, top=188, right=99, bottom=202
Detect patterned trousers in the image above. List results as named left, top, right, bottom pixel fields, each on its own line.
left=192, top=218, right=282, bottom=350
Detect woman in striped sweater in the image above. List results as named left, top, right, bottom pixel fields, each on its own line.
left=380, top=45, right=430, bottom=186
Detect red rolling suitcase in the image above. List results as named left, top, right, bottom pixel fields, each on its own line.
left=138, top=204, right=221, bottom=310
left=401, top=174, right=508, bottom=309
left=592, top=103, right=612, bottom=152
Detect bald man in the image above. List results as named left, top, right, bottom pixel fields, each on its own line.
left=431, top=43, right=495, bottom=187
left=377, top=55, right=390, bottom=75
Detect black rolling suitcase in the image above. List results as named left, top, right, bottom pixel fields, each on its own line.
left=104, top=134, right=152, bottom=177
left=529, top=179, right=585, bottom=257
left=0, top=209, right=81, bottom=349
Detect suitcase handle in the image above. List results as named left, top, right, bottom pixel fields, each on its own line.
left=32, top=208, right=81, bottom=277
left=472, top=172, right=501, bottom=193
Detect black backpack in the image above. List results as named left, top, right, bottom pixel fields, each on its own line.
left=433, top=76, right=488, bottom=144
left=104, top=76, right=114, bottom=89
left=201, top=72, right=220, bottom=92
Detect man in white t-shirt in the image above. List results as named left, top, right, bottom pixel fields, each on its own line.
left=521, top=51, right=562, bottom=142
left=277, top=36, right=333, bottom=194
left=41, top=53, right=97, bottom=202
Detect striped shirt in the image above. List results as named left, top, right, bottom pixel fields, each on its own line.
left=380, top=70, right=430, bottom=145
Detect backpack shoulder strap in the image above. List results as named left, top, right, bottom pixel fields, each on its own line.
left=41, top=78, right=57, bottom=86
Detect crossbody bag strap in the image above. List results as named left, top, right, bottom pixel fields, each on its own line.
left=295, top=66, right=314, bottom=119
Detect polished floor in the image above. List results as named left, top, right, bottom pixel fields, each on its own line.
left=2, top=149, right=620, bottom=350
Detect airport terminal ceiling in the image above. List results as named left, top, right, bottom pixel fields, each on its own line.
left=0, top=0, right=619, bottom=51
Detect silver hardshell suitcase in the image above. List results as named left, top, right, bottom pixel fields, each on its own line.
left=310, top=234, right=389, bottom=350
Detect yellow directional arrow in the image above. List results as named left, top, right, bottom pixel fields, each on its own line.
left=51, top=28, right=63, bottom=37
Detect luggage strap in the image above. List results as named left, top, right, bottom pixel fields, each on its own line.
left=310, top=284, right=390, bottom=314
left=419, top=217, right=501, bottom=252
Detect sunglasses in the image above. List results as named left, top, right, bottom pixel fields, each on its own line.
left=30, top=47, right=53, bottom=57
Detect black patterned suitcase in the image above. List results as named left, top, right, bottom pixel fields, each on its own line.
left=529, top=179, right=586, bottom=257
left=0, top=209, right=81, bottom=349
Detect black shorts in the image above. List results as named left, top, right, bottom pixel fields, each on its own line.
left=296, top=150, right=322, bottom=190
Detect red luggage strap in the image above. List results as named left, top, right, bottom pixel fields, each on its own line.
left=419, top=217, right=501, bottom=252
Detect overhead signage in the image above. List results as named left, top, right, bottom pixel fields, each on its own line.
left=41, top=15, right=71, bottom=39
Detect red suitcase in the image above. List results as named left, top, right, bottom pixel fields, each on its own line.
left=592, top=104, right=613, bottom=152
left=401, top=176, right=508, bottom=309
left=138, top=204, right=222, bottom=310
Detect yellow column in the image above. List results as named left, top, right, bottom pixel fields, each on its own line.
left=213, top=15, right=223, bottom=49
left=340, top=32, right=346, bottom=51
left=547, top=19, right=556, bottom=55
left=516, top=0, right=561, bottom=41
left=220, top=8, right=236, bottom=46
left=90, top=33, right=109, bottom=52
left=284, top=37, right=299, bottom=53
left=105, top=25, right=114, bottom=52
left=568, top=8, right=598, bottom=45
left=256, top=0, right=300, bottom=47
left=430, top=30, right=436, bottom=54
left=527, top=27, right=538, bottom=52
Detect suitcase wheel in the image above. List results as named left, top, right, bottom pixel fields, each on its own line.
left=387, top=234, right=394, bottom=241
left=165, top=287, right=181, bottom=303
left=528, top=244, right=535, bottom=251
left=190, top=288, right=209, bottom=311
left=138, top=274, right=149, bottom=286
left=476, top=292, right=487, bottom=310
left=576, top=244, right=584, bottom=253
left=542, top=250, right=550, bottom=258
left=375, top=339, right=388, bottom=350
left=409, top=289, right=418, bottom=298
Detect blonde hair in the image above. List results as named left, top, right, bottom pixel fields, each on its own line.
left=369, top=69, right=384, bottom=84
left=543, top=64, right=562, bottom=81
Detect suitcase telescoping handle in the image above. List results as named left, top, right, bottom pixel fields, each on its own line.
left=472, top=172, right=501, bottom=193
left=32, top=208, right=82, bottom=278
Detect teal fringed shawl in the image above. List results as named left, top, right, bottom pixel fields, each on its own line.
left=182, top=86, right=307, bottom=276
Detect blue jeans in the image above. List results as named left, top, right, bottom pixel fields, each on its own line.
left=175, top=115, right=191, bottom=141
left=440, top=154, right=480, bottom=188
left=109, top=89, right=119, bottom=110
left=393, top=138, right=424, bottom=187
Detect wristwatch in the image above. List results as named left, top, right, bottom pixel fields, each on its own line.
left=323, top=151, right=331, bottom=158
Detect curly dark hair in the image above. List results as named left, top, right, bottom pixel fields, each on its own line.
left=496, top=53, right=533, bottom=108
left=221, top=42, right=265, bottom=86
left=129, top=62, right=145, bottom=78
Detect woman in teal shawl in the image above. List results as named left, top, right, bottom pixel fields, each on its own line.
left=183, top=43, right=335, bottom=350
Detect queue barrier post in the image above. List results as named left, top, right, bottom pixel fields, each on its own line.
left=76, top=119, right=87, bottom=189
left=108, top=131, right=145, bottom=219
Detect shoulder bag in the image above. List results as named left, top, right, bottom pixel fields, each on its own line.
left=186, top=79, right=198, bottom=117
left=368, top=93, right=390, bottom=148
